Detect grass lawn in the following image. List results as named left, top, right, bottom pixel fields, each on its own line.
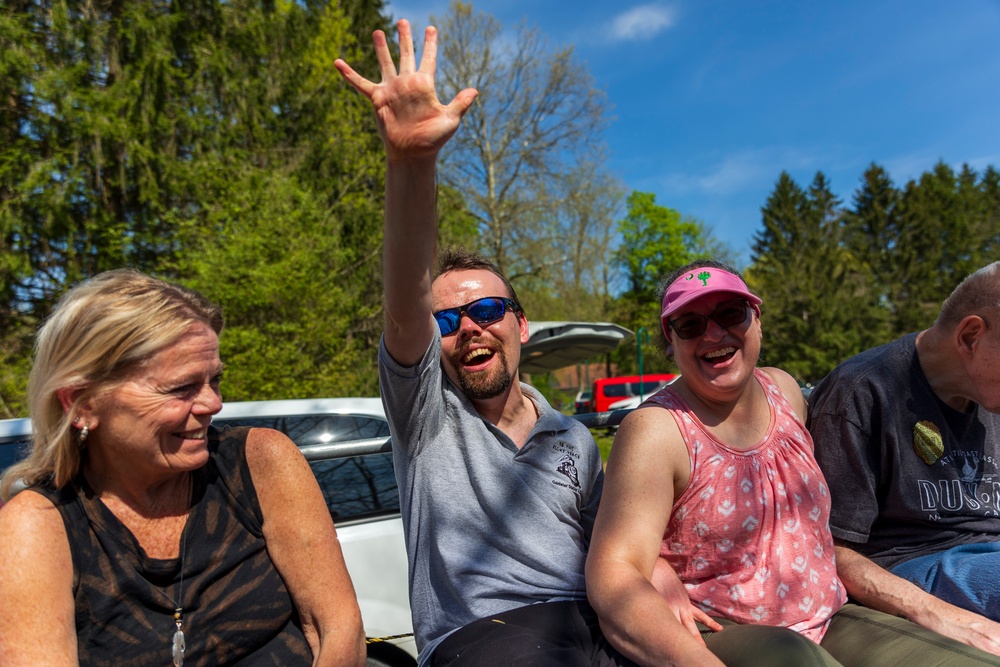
left=592, top=428, right=615, bottom=465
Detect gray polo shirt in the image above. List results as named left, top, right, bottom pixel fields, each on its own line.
left=378, top=330, right=603, bottom=664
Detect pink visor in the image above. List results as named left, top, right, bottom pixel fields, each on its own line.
left=660, top=267, right=762, bottom=320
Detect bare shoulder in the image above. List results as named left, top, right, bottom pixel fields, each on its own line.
left=0, top=489, right=69, bottom=549
left=617, top=403, right=682, bottom=444
left=610, top=404, right=689, bottom=484
left=0, top=490, right=77, bottom=665
left=244, top=427, right=306, bottom=476
left=242, top=427, right=328, bottom=521
left=759, top=366, right=808, bottom=420
left=0, top=490, right=74, bottom=610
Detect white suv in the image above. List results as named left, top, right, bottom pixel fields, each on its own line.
left=0, top=398, right=417, bottom=667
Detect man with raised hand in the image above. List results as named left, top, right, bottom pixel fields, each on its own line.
left=808, top=261, right=1000, bottom=656
left=335, top=21, right=626, bottom=667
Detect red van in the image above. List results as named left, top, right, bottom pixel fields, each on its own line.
left=591, top=374, right=678, bottom=413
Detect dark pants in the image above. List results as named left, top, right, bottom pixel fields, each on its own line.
left=701, top=604, right=1000, bottom=667
left=428, top=600, right=827, bottom=667
left=429, top=601, right=1000, bottom=667
left=428, top=600, right=627, bottom=667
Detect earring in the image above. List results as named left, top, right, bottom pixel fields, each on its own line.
left=79, top=424, right=90, bottom=444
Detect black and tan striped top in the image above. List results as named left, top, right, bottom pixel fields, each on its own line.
left=36, top=425, right=313, bottom=666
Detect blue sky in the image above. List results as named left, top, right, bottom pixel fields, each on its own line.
left=385, top=0, right=1000, bottom=264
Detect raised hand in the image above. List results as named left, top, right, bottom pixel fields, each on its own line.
left=335, top=20, right=477, bottom=162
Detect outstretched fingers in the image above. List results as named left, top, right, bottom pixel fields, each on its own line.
left=373, top=29, right=398, bottom=81
left=333, top=59, right=375, bottom=98
left=397, top=19, right=416, bottom=74
left=418, top=26, right=438, bottom=78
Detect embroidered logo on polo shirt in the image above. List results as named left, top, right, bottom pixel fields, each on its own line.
left=556, top=454, right=581, bottom=488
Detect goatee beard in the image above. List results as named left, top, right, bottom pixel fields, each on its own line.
left=455, top=345, right=514, bottom=400
left=459, top=363, right=513, bottom=400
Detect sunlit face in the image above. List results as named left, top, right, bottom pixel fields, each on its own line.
left=668, top=292, right=761, bottom=401
left=85, top=322, right=224, bottom=478
left=431, top=269, right=528, bottom=401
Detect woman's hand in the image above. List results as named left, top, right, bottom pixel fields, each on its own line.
left=651, top=557, right=723, bottom=640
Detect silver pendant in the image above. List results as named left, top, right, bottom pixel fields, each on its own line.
left=172, top=627, right=186, bottom=666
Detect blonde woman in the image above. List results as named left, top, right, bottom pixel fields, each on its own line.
left=0, top=269, right=365, bottom=667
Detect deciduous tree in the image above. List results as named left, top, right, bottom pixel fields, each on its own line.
left=432, top=0, right=611, bottom=286
left=611, top=190, right=730, bottom=373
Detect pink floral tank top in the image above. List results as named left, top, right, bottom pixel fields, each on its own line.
left=649, top=370, right=846, bottom=642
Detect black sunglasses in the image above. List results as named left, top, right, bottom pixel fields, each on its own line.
left=667, top=299, right=751, bottom=340
left=434, top=297, right=520, bottom=336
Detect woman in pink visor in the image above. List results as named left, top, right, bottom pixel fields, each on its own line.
left=585, top=259, right=1000, bottom=666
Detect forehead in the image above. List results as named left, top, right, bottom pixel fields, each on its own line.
left=432, top=269, right=508, bottom=310
left=142, top=324, right=221, bottom=373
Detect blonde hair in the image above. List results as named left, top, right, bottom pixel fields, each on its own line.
left=0, top=269, right=223, bottom=500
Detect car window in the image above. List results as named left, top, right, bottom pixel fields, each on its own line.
left=308, top=453, right=399, bottom=523
left=604, top=384, right=629, bottom=398
left=0, top=435, right=31, bottom=474
left=213, top=414, right=399, bottom=524
left=214, top=414, right=390, bottom=447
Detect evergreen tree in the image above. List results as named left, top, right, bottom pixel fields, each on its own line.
left=750, top=172, right=887, bottom=383
left=0, top=0, right=399, bottom=412
left=980, top=166, right=1000, bottom=263
left=894, top=162, right=966, bottom=332
left=842, top=164, right=899, bottom=291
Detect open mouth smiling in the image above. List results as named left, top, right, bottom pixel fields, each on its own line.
left=461, top=347, right=495, bottom=366
left=702, top=346, right=737, bottom=362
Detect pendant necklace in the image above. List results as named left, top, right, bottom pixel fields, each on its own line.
left=170, top=518, right=188, bottom=667
left=164, top=478, right=191, bottom=667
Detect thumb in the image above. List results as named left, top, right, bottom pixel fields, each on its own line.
left=448, top=87, right=479, bottom=120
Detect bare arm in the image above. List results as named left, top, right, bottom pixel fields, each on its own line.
left=335, top=21, right=477, bottom=366
left=247, top=428, right=366, bottom=667
left=586, top=408, right=725, bottom=667
left=0, top=491, right=78, bottom=666
left=835, top=544, right=1000, bottom=656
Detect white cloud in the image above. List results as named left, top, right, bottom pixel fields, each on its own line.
left=610, top=4, right=676, bottom=42
left=653, top=147, right=820, bottom=197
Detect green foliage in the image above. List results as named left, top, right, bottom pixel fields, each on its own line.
left=0, top=0, right=399, bottom=411
left=750, top=162, right=1000, bottom=385
left=749, top=173, right=890, bottom=383
left=610, top=190, right=731, bottom=374
left=6, top=0, right=995, bottom=414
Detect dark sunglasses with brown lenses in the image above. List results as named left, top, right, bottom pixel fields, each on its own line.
left=667, top=299, right=751, bottom=340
